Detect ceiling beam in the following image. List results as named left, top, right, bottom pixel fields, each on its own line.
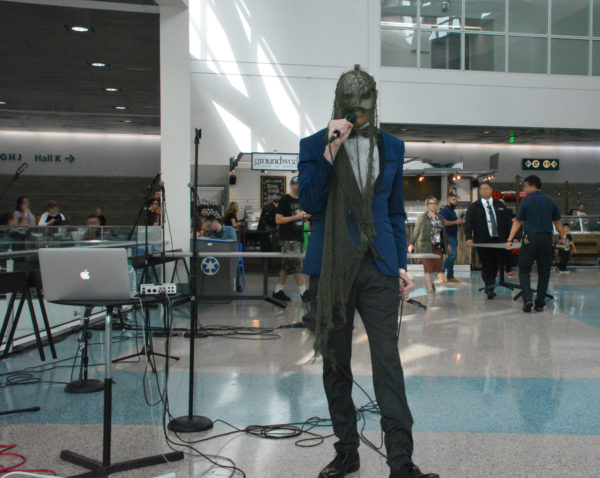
left=0, top=0, right=160, bottom=13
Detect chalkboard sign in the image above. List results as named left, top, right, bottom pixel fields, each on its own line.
left=261, top=176, right=286, bottom=208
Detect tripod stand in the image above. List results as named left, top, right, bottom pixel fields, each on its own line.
left=114, top=173, right=178, bottom=372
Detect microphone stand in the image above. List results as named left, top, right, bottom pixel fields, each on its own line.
left=0, top=162, right=28, bottom=204
left=168, top=128, right=213, bottom=433
left=114, top=173, right=178, bottom=372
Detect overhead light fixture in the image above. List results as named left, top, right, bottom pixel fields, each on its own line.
left=451, top=173, right=462, bottom=181
left=113, top=106, right=127, bottom=110
left=482, top=130, right=491, bottom=134
left=70, top=26, right=89, bottom=32
left=121, top=120, right=133, bottom=123
left=0, top=101, right=6, bottom=105
left=262, top=170, right=269, bottom=173
left=89, top=62, right=108, bottom=68
left=104, top=87, right=119, bottom=93
left=418, top=174, right=426, bottom=183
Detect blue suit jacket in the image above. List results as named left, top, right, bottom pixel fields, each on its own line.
left=298, top=128, right=407, bottom=277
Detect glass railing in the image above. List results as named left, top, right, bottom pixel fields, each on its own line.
left=0, top=225, right=163, bottom=254
left=560, top=216, right=600, bottom=233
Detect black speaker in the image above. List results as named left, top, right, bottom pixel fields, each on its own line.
left=229, top=175, right=237, bottom=185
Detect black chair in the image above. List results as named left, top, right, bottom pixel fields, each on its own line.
left=0, top=271, right=56, bottom=361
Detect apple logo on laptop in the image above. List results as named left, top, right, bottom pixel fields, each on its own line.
left=80, top=269, right=91, bottom=280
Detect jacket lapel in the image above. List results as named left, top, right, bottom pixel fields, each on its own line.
left=374, top=131, right=386, bottom=191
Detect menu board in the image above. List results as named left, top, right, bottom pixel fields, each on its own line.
left=261, top=176, right=286, bottom=208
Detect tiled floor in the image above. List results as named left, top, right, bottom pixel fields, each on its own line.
left=1, top=269, right=600, bottom=477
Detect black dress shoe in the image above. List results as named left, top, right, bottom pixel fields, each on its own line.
left=523, top=301, right=533, bottom=313
left=318, top=451, right=360, bottom=478
left=534, top=303, right=544, bottom=312
left=272, top=290, right=291, bottom=302
left=486, top=290, right=496, bottom=300
left=301, top=289, right=310, bottom=303
left=390, top=462, right=439, bottom=478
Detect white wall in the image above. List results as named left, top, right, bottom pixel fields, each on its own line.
left=406, top=142, right=600, bottom=184
left=0, top=131, right=159, bottom=177
left=188, top=0, right=600, bottom=172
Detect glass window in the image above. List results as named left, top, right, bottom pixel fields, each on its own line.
left=465, top=34, right=506, bottom=71
left=381, top=0, right=418, bottom=27
left=381, top=28, right=418, bottom=67
left=420, top=0, right=463, bottom=29
left=509, top=0, right=548, bottom=34
left=594, top=0, right=600, bottom=36
left=551, top=0, right=589, bottom=36
left=593, top=41, right=600, bottom=75
left=551, top=39, right=589, bottom=75
left=508, top=36, right=548, bottom=73
left=465, top=0, right=506, bottom=32
left=420, top=30, right=461, bottom=69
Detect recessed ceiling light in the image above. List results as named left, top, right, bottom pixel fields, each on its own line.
left=114, top=106, right=127, bottom=110
left=0, top=101, right=6, bottom=105
left=89, top=62, right=108, bottom=68
left=122, top=120, right=133, bottom=123
left=482, top=130, right=491, bottom=134
left=71, top=26, right=89, bottom=32
left=104, top=87, right=119, bottom=92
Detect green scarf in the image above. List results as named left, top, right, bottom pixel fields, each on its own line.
left=313, top=68, right=380, bottom=359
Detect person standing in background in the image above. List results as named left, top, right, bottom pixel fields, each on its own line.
left=439, top=193, right=464, bottom=283
left=576, top=203, right=587, bottom=217
left=94, top=206, right=107, bottom=226
left=14, top=197, right=36, bottom=226
left=223, top=202, right=239, bottom=228
left=408, top=196, right=450, bottom=295
left=39, top=200, right=66, bottom=226
left=273, top=176, right=309, bottom=302
left=557, top=223, right=576, bottom=272
left=258, top=195, right=280, bottom=252
left=464, top=183, right=511, bottom=300
left=506, top=175, right=564, bottom=312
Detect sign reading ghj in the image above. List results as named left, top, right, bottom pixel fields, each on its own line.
left=0, top=152, right=76, bottom=164
left=251, top=152, right=299, bottom=171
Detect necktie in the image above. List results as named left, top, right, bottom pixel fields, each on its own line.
left=486, top=201, right=498, bottom=237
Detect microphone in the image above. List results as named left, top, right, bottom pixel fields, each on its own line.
left=148, top=171, right=162, bottom=189
left=328, top=113, right=357, bottom=143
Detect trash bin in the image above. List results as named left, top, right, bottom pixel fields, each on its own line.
left=194, top=238, right=237, bottom=300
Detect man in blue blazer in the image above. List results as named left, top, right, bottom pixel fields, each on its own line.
left=299, top=67, right=437, bottom=478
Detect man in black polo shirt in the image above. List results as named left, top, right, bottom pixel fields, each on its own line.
left=506, top=175, right=564, bottom=313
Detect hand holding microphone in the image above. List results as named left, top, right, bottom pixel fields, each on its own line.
left=324, top=113, right=356, bottom=163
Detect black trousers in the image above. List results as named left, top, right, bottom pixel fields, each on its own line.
left=518, top=233, right=554, bottom=305
left=476, top=246, right=501, bottom=291
left=308, top=256, right=414, bottom=471
left=558, top=250, right=571, bottom=271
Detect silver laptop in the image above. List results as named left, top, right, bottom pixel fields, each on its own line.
left=38, top=248, right=132, bottom=302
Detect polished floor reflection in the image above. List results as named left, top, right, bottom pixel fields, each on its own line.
left=1, top=269, right=600, bottom=477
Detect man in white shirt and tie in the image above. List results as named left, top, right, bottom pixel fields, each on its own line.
left=464, top=183, right=511, bottom=299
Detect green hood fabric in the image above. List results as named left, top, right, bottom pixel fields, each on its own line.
left=313, top=68, right=380, bottom=359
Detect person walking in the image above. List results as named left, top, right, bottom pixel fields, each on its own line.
left=557, top=223, right=576, bottom=272
left=299, top=66, right=437, bottom=478
left=464, top=182, right=511, bottom=299
left=439, top=193, right=463, bottom=283
left=507, top=175, right=564, bottom=312
left=273, top=176, right=309, bottom=302
left=408, top=196, right=450, bottom=295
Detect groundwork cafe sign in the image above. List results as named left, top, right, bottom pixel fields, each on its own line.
left=251, top=153, right=299, bottom=171
left=522, top=158, right=560, bottom=171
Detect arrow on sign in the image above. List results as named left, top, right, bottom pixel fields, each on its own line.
left=65, top=154, right=75, bottom=163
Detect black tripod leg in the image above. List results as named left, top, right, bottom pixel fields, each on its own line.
left=26, top=291, right=46, bottom=361
left=0, top=293, right=17, bottom=352
left=2, top=294, right=26, bottom=358
left=37, top=286, right=57, bottom=359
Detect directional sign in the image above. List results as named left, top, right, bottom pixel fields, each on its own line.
left=522, top=158, right=559, bottom=171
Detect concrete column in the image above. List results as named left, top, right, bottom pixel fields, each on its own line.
left=159, top=4, right=190, bottom=253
